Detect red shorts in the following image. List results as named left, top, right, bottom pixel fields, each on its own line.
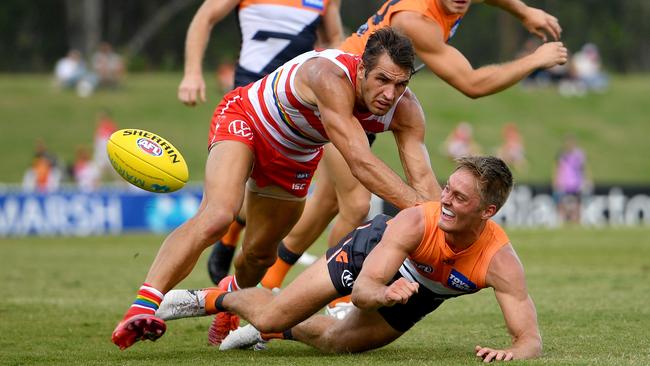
left=208, top=88, right=322, bottom=198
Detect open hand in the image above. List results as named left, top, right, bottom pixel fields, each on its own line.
left=178, top=73, right=206, bottom=106
left=475, top=345, right=514, bottom=362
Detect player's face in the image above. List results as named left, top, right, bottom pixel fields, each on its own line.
left=358, top=53, right=410, bottom=116
left=438, top=0, right=471, bottom=14
left=438, top=169, right=486, bottom=233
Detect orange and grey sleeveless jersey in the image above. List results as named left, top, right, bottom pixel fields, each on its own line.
left=399, top=201, right=509, bottom=298
left=239, top=48, right=403, bottom=162
left=235, top=0, right=330, bottom=86
left=339, top=0, right=463, bottom=55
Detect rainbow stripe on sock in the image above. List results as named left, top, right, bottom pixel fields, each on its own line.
left=131, top=284, right=163, bottom=314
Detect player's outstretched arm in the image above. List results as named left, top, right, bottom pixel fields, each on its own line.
left=302, top=60, right=425, bottom=209
left=351, top=207, right=424, bottom=309
left=483, top=0, right=562, bottom=41
left=392, top=12, right=567, bottom=98
left=178, top=0, right=240, bottom=106
left=390, top=89, right=441, bottom=200
left=479, top=244, right=542, bottom=362
left=317, top=0, right=344, bottom=48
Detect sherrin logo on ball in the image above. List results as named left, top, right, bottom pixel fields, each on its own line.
left=106, top=129, right=189, bottom=193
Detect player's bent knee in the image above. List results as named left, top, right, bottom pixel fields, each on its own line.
left=193, top=207, right=236, bottom=244
left=241, top=246, right=277, bottom=269
left=339, top=195, right=370, bottom=223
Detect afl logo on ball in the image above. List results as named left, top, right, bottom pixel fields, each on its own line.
left=228, top=120, right=253, bottom=140
left=137, top=138, right=163, bottom=157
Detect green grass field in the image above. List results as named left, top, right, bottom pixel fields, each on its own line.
left=1, top=73, right=649, bottom=184
left=1, top=228, right=649, bottom=365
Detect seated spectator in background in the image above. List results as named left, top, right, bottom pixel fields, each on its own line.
left=553, top=134, right=591, bottom=224
left=572, top=43, right=608, bottom=92
left=92, top=42, right=125, bottom=88
left=93, top=109, right=118, bottom=181
left=70, top=145, right=100, bottom=192
left=54, top=50, right=86, bottom=89
left=497, top=123, right=527, bottom=173
left=441, top=121, right=481, bottom=160
left=559, top=43, right=608, bottom=97
left=22, top=139, right=62, bottom=193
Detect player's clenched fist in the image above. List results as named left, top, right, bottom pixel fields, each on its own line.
left=383, top=278, right=419, bottom=306
left=533, top=42, right=568, bottom=68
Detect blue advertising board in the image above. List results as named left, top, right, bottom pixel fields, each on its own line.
left=0, top=186, right=203, bottom=237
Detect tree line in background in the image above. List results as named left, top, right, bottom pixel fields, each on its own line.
left=0, top=0, right=648, bottom=73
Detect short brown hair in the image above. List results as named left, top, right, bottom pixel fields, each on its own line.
left=454, top=156, right=513, bottom=211
left=362, top=27, right=415, bottom=76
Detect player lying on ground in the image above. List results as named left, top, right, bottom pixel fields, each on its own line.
left=158, top=156, right=542, bottom=362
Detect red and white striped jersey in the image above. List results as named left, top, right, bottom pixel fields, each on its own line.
left=240, top=49, right=403, bottom=162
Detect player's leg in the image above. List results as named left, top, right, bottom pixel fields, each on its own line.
left=206, top=197, right=247, bottom=285
left=260, top=163, right=339, bottom=289
left=112, top=141, right=253, bottom=350
left=231, top=188, right=306, bottom=287
left=290, top=307, right=403, bottom=353
left=224, top=256, right=339, bottom=331
left=209, top=184, right=308, bottom=344
left=323, top=143, right=372, bottom=247
left=145, top=141, right=252, bottom=290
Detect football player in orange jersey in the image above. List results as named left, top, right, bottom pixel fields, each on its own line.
left=159, top=156, right=542, bottom=361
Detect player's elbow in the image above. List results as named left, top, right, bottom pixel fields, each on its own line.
left=459, top=86, right=484, bottom=99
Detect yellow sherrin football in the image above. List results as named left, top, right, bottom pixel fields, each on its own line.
left=106, top=129, right=189, bottom=193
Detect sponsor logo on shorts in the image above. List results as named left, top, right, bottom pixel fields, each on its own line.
left=341, top=269, right=355, bottom=288
left=292, top=183, right=307, bottom=191
left=228, top=120, right=253, bottom=140
left=447, top=269, right=477, bottom=292
left=137, top=138, right=163, bottom=157
left=296, top=171, right=311, bottom=180
left=302, top=0, right=324, bottom=10
left=412, top=261, right=433, bottom=273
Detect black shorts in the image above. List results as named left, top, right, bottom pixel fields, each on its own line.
left=326, top=214, right=446, bottom=332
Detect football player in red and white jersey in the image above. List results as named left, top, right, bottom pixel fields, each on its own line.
left=112, top=27, right=441, bottom=351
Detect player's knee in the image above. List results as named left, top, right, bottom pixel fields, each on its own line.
left=240, top=245, right=277, bottom=269
left=339, top=194, right=370, bottom=223
left=193, top=207, right=235, bottom=243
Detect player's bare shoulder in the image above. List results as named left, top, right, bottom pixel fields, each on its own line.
left=391, top=10, right=446, bottom=51
left=296, top=56, right=355, bottom=107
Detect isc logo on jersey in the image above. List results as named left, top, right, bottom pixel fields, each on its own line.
left=107, top=129, right=189, bottom=193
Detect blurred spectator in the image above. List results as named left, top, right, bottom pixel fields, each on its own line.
left=92, top=42, right=125, bottom=88
left=70, top=145, right=100, bottom=192
left=559, top=43, right=608, bottom=97
left=215, top=61, right=235, bottom=93
left=54, top=49, right=86, bottom=89
left=572, top=43, right=608, bottom=92
left=22, top=139, right=62, bottom=193
left=496, top=123, right=527, bottom=172
left=93, top=109, right=118, bottom=181
left=441, top=121, right=482, bottom=160
left=553, top=134, right=591, bottom=224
